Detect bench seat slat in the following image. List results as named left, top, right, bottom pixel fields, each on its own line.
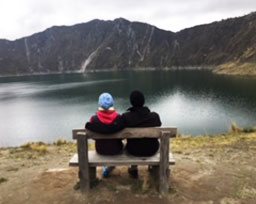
left=69, top=151, right=175, bottom=167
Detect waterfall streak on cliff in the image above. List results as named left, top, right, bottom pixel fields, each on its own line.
left=139, top=26, right=155, bottom=62
left=24, top=38, right=32, bottom=72
left=145, top=27, right=154, bottom=54
left=81, top=49, right=98, bottom=72
left=24, top=38, right=30, bottom=63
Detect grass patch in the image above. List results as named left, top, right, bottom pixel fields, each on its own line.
left=54, top=139, right=69, bottom=146
left=231, top=122, right=243, bottom=133
left=214, top=62, right=256, bottom=76
left=172, top=123, right=256, bottom=153
left=232, top=177, right=256, bottom=200
left=21, top=142, right=48, bottom=154
left=238, top=187, right=256, bottom=199
left=172, top=132, right=256, bottom=153
left=243, top=127, right=256, bottom=133
left=230, top=122, right=256, bottom=134
left=88, top=142, right=95, bottom=150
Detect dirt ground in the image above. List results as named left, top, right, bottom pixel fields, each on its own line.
left=0, top=133, right=256, bottom=204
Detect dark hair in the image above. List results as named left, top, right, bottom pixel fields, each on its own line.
left=130, top=90, right=145, bottom=107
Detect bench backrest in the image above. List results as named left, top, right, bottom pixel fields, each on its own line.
left=73, top=127, right=177, bottom=139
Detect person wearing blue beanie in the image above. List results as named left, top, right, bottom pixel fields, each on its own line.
left=85, top=92, right=125, bottom=178
left=98, top=93, right=114, bottom=110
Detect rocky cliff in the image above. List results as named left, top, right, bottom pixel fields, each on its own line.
left=0, top=12, right=255, bottom=76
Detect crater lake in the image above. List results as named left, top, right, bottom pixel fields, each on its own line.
left=1, top=70, right=256, bottom=147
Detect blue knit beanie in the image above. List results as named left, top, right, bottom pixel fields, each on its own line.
left=98, top=93, right=114, bottom=110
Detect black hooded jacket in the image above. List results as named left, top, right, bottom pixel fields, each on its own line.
left=122, top=106, right=162, bottom=156
left=85, top=111, right=125, bottom=155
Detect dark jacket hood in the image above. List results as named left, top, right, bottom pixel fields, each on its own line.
left=123, top=106, right=161, bottom=127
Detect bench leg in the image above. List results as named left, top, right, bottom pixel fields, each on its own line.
left=149, top=165, right=160, bottom=190
left=89, top=167, right=97, bottom=187
left=78, top=169, right=89, bottom=192
left=77, top=138, right=90, bottom=192
left=77, top=167, right=97, bottom=190
left=159, top=131, right=170, bottom=194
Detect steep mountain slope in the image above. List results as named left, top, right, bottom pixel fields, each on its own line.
left=0, top=12, right=255, bottom=76
left=176, top=12, right=256, bottom=66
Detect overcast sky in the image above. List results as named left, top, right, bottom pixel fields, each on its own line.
left=1, top=0, right=256, bottom=40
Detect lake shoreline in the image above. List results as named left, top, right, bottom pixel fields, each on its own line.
left=0, top=66, right=215, bottom=78
left=0, top=62, right=256, bottom=78
left=1, top=62, right=256, bottom=78
left=1, top=131, right=256, bottom=203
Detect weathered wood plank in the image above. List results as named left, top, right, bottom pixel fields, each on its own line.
left=77, top=137, right=90, bottom=192
left=159, top=131, right=170, bottom=194
left=69, top=151, right=175, bottom=166
left=73, top=127, right=177, bottom=140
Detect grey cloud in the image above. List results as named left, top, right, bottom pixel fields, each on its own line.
left=1, top=0, right=256, bottom=39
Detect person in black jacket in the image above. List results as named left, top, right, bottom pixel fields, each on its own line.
left=85, top=93, right=125, bottom=177
left=122, top=90, right=162, bottom=178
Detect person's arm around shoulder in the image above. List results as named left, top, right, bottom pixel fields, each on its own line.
left=85, top=114, right=125, bottom=134
left=152, top=112, right=162, bottom=127
left=112, top=114, right=125, bottom=132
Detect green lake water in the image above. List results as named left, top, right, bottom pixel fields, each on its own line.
left=1, top=70, right=256, bottom=147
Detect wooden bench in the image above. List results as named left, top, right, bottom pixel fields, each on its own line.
left=69, top=127, right=177, bottom=194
